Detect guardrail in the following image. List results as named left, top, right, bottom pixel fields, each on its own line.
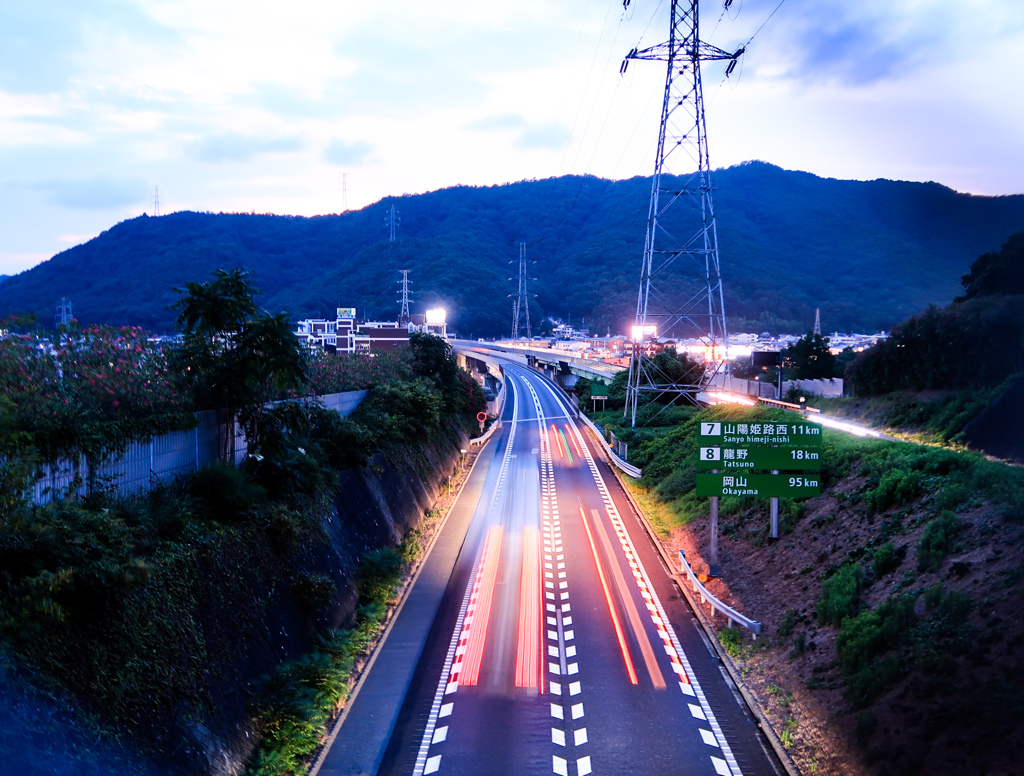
left=678, top=550, right=762, bottom=636
left=755, top=396, right=821, bottom=413
left=525, top=365, right=643, bottom=478
left=470, top=420, right=502, bottom=447
left=575, top=412, right=642, bottom=478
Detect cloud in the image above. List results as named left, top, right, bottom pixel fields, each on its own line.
left=0, top=0, right=179, bottom=93
left=737, top=0, right=1024, bottom=86
left=516, top=125, right=570, bottom=150
left=466, top=114, right=567, bottom=150
left=13, top=174, right=147, bottom=210
left=186, top=133, right=306, bottom=164
left=324, top=140, right=375, bottom=166
left=466, top=114, right=526, bottom=131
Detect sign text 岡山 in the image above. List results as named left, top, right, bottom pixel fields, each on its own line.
left=696, top=473, right=821, bottom=499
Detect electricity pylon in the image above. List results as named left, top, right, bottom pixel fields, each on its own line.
left=510, top=242, right=534, bottom=340
left=397, top=270, right=412, bottom=327
left=622, top=0, right=743, bottom=428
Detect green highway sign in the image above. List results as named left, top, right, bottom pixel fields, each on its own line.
left=696, top=445, right=822, bottom=471
left=698, top=420, right=822, bottom=447
left=696, top=472, right=821, bottom=499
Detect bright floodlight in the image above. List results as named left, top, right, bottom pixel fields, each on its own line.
left=425, top=308, right=447, bottom=324
left=631, top=324, right=657, bottom=341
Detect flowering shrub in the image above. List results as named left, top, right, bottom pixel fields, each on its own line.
left=305, top=348, right=414, bottom=395
left=0, top=323, right=193, bottom=461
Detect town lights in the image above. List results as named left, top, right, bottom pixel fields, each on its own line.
left=425, top=308, right=447, bottom=324
left=703, top=344, right=725, bottom=362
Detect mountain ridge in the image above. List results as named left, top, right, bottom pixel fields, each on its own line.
left=2, top=162, right=1023, bottom=336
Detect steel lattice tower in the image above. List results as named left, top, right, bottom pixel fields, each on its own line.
left=386, top=205, right=399, bottom=242
left=622, top=0, right=743, bottom=427
left=511, top=242, right=533, bottom=340
left=397, top=270, right=412, bottom=327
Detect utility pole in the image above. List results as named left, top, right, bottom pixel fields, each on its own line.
left=341, top=172, right=349, bottom=212
left=152, top=186, right=161, bottom=217
left=813, top=308, right=821, bottom=336
left=621, top=0, right=744, bottom=428
left=386, top=205, right=399, bottom=243
left=510, top=241, right=534, bottom=340
left=397, top=270, right=412, bottom=327
left=55, top=297, right=73, bottom=328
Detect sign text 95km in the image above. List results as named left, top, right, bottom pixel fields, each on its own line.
left=696, top=472, right=821, bottom=499
left=696, top=446, right=822, bottom=471
left=698, top=420, right=822, bottom=447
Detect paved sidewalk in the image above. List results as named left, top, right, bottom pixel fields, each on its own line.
left=313, top=434, right=503, bottom=776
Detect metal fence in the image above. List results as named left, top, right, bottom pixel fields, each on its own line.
left=28, top=390, right=367, bottom=505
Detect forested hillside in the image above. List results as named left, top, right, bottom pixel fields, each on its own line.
left=2, top=162, right=1023, bottom=336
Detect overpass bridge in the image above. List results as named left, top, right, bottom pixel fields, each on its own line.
left=452, top=339, right=624, bottom=395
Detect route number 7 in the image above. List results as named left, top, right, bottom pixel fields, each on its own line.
left=700, top=422, right=721, bottom=437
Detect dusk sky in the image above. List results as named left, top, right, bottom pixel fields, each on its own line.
left=2, top=0, right=1022, bottom=275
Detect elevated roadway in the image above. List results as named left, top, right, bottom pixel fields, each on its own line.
left=453, top=340, right=624, bottom=389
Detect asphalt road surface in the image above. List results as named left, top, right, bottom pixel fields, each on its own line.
left=375, top=365, right=781, bottom=776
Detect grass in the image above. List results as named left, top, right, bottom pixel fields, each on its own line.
left=817, top=564, right=863, bottom=626
left=246, top=535, right=419, bottom=775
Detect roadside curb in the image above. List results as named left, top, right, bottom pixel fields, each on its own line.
left=308, top=434, right=497, bottom=776
left=581, top=423, right=803, bottom=776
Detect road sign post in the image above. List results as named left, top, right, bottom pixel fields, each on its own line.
left=709, top=494, right=719, bottom=577
left=695, top=417, right=822, bottom=562
left=770, top=470, right=780, bottom=539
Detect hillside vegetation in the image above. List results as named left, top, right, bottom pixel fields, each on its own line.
left=0, top=273, right=485, bottom=774
left=802, top=232, right=1024, bottom=454
left=2, top=163, right=1024, bottom=336
left=594, top=402, right=1024, bottom=776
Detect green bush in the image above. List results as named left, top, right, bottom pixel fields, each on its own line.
left=818, top=564, right=863, bottom=626
left=357, top=548, right=404, bottom=606
left=917, top=512, right=958, bottom=572
left=188, top=462, right=268, bottom=522
left=778, top=608, right=796, bottom=638
left=865, top=469, right=922, bottom=514
left=872, top=542, right=901, bottom=578
left=718, top=626, right=743, bottom=657
left=836, top=594, right=916, bottom=706
left=923, top=584, right=972, bottom=624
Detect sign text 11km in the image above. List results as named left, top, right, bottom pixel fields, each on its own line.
left=699, top=421, right=821, bottom=447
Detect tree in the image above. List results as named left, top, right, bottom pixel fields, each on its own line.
left=172, top=268, right=258, bottom=346
left=783, top=333, right=837, bottom=380
left=957, top=232, right=1024, bottom=301
left=170, top=269, right=307, bottom=457
left=235, top=312, right=308, bottom=451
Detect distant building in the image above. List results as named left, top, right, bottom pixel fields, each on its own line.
left=294, top=307, right=448, bottom=354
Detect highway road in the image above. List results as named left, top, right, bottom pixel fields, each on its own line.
left=372, top=364, right=780, bottom=776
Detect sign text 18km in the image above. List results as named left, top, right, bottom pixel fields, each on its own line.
left=696, top=472, right=821, bottom=499
left=696, top=446, right=822, bottom=471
